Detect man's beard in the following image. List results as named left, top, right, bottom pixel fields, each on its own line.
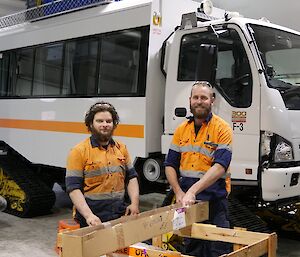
left=190, top=103, right=211, bottom=119
left=91, top=126, right=114, bottom=144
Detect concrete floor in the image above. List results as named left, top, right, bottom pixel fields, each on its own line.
left=0, top=184, right=299, bottom=257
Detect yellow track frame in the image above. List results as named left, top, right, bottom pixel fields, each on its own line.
left=0, top=167, right=26, bottom=212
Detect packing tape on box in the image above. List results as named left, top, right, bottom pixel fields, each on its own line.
left=113, top=224, right=125, bottom=248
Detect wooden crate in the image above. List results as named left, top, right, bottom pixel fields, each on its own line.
left=152, top=223, right=277, bottom=257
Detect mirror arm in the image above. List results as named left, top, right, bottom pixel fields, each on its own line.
left=209, top=24, right=219, bottom=39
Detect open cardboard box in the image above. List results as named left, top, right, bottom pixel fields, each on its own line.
left=61, top=202, right=209, bottom=257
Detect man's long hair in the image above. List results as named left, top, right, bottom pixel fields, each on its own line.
left=84, top=101, right=120, bottom=131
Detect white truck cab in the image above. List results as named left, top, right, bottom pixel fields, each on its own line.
left=162, top=10, right=300, bottom=203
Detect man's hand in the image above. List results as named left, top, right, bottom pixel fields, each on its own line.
left=182, top=191, right=196, bottom=207
left=175, top=189, right=185, bottom=204
left=125, top=203, right=140, bottom=216
left=86, top=213, right=101, bottom=226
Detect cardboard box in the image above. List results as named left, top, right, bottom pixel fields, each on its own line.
left=61, top=202, right=208, bottom=257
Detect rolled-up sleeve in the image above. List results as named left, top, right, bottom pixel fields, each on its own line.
left=164, top=128, right=181, bottom=170
left=164, top=149, right=181, bottom=171
left=123, top=145, right=138, bottom=180
left=213, top=125, right=232, bottom=170
left=66, top=148, right=84, bottom=193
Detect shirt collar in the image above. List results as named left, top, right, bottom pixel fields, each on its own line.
left=90, top=135, right=115, bottom=148
left=187, top=112, right=213, bottom=124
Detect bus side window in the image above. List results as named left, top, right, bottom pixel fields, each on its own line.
left=15, top=48, right=34, bottom=96
left=0, top=26, right=148, bottom=98
left=98, top=30, right=142, bottom=95
left=63, top=39, right=98, bottom=96
left=32, top=43, right=64, bottom=96
left=0, top=53, right=10, bottom=96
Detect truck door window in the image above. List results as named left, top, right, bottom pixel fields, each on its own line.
left=178, top=29, right=252, bottom=108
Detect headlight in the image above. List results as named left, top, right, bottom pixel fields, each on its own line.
left=274, top=141, right=293, bottom=162
left=260, top=131, right=294, bottom=165
left=260, top=131, right=272, bottom=157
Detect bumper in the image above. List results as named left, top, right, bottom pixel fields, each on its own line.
left=262, top=166, right=300, bottom=201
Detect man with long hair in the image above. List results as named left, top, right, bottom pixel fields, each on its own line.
left=66, top=102, right=139, bottom=227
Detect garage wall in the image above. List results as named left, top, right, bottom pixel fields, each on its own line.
left=0, top=0, right=25, bottom=17
left=212, top=0, right=300, bottom=32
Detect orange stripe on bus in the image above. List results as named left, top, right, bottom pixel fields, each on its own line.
left=0, top=119, right=144, bottom=138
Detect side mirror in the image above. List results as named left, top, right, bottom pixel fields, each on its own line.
left=175, top=107, right=187, bottom=117
left=266, top=65, right=275, bottom=78
left=195, top=44, right=217, bottom=84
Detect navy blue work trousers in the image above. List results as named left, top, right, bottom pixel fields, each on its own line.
left=184, top=198, right=231, bottom=257
left=75, top=198, right=127, bottom=228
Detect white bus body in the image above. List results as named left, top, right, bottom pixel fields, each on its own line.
left=0, top=0, right=199, bottom=169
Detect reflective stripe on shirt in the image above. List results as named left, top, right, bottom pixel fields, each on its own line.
left=85, top=190, right=125, bottom=201
left=170, top=143, right=232, bottom=158
left=180, top=170, right=230, bottom=179
left=84, top=166, right=125, bottom=178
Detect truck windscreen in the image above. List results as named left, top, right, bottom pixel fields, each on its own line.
left=250, top=24, right=300, bottom=110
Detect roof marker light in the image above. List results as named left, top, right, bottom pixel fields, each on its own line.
left=198, top=0, right=213, bottom=16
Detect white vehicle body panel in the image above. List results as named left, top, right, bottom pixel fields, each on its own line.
left=262, top=166, right=300, bottom=201
left=0, top=98, right=146, bottom=167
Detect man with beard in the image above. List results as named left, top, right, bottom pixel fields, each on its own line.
left=165, top=81, right=232, bottom=257
left=66, top=102, right=139, bottom=227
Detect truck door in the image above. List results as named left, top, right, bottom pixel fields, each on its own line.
left=164, top=25, right=261, bottom=183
